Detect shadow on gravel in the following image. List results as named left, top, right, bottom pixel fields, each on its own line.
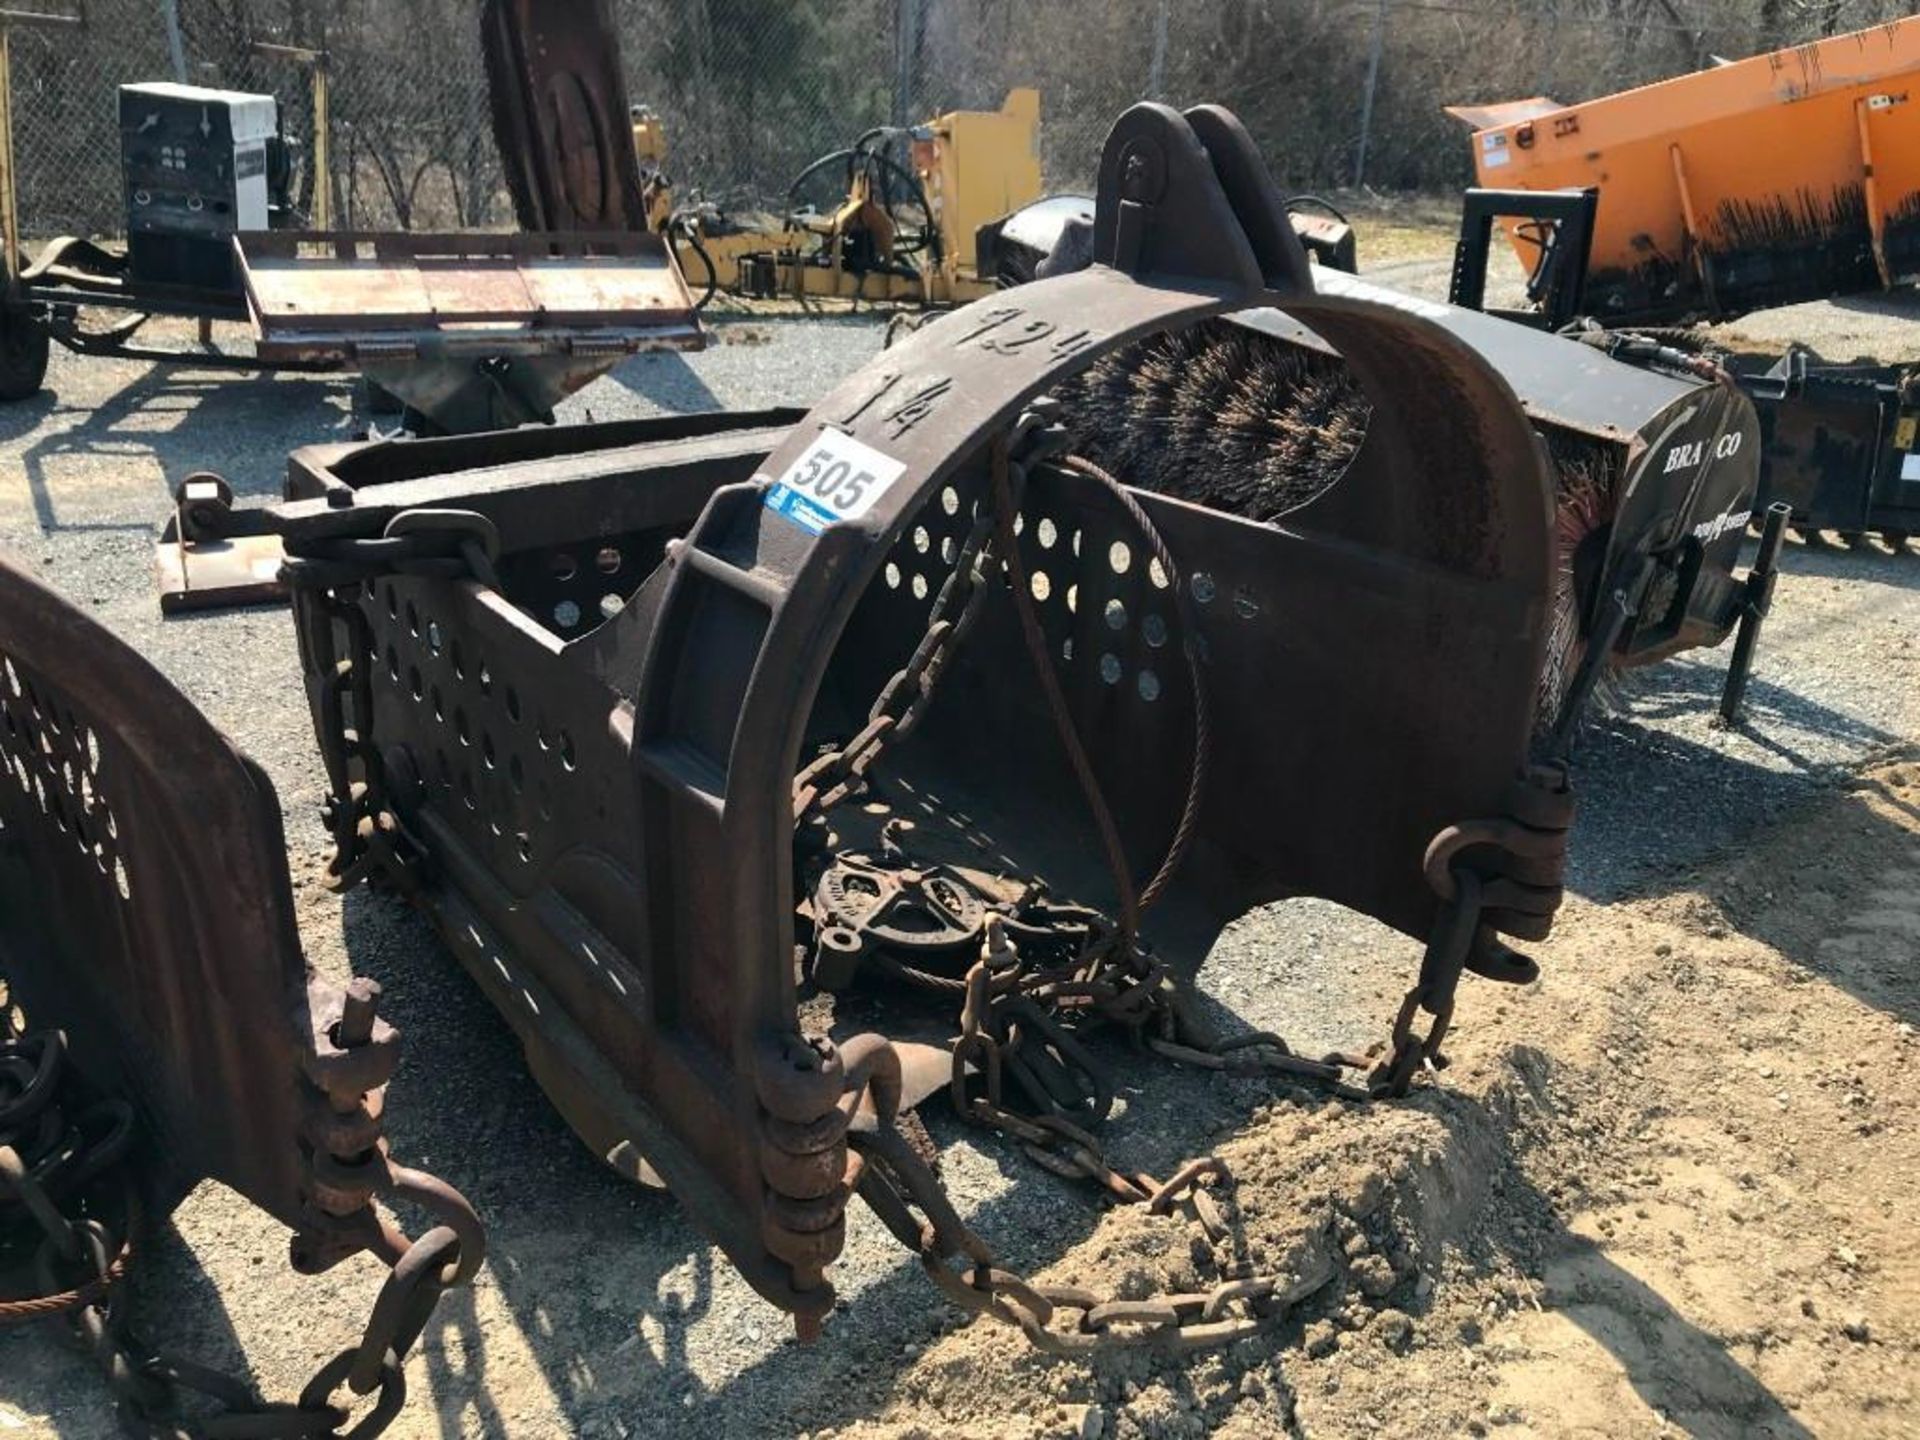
left=1498, top=1048, right=1819, bottom=1440
left=1827, top=289, right=1920, bottom=324
left=18, top=365, right=348, bottom=534
left=1566, top=660, right=1900, bottom=903
left=602, top=349, right=724, bottom=414
left=2, top=1214, right=258, bottom=1438
left=1524, top=1230, right=1817, bottom=1440
left=1775, top=531, right=1918, bottom=580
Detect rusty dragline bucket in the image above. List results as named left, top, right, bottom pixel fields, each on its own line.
left=273, top=101, right=1577, bottom=1349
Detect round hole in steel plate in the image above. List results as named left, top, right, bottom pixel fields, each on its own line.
left=558, top=730, right=577, bottom=772
left=1108, top=541, right=1132, bottom=575
left=455, top=709, right=470, bottom=746
left=408, top=667, right=423, bottom=702
left=941, top=486, right=960, bottom=516
left=1037, top=518, right=1058, bottom=550
left=1099, top=653, right=1123, bottom=686
left=1233, top=586, right=1261, bottom=620
left=431, top=686, right=444, bottom=723
left=1143, top=614, right=1169, bottom=648
left=1030, top=571, right=1051, bottom=602
left=911, top=573, right=929, bottom=601
left=600, top=594, right=624, bottom=620
left=427, top=620, right=443, bottom=656
left=1104, top=598, right=1127, bottom=632
left=406, top=601, right=420, bottom=637
left=885, top=562, right=902, bottom=590
left=506, top=687, right=522, bottom=723
left=553, top=600, right=582, bottom=631
left=1149, top=557, right=1171, bottom=590
left=550, top=552, right=578, bottom=583
left=596, top=546, right=622, bottom=574
left=1138, top=670, right=1162, bottom=702
left=1191, top=572, right=1217, bottom=604
left=482, top=733, right=497, bottom=770
left=913, top=526, right=931, bottom=554
left=1066, top=584, right=1078, bottom=614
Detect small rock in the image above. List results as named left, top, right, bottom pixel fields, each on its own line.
left=1842, top=1316, right=1871, bottom=1344
left=1487, top=1402, right=1525, bottom=1426
left=1653, top=942, right=1673, bottom=957
left=1304, top=1320, right=1340, bottom=1358
left=1798, top=1295, right=1818, bottom=1319
left=1352, top=1254, right=1398, bottom=1299
left=1350, top=1166, right=1389, bottom=1218
left=1343, top=1232, right=1372, bottom=1259
left=1076, top=1405, right=1107, bottom=1440
left=1374, top=1309, right=1414, bottom=1349
left=1834, top=1245, right=1860, bottom=1269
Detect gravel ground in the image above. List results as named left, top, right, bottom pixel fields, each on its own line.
left=2, top=247, right=1918, bottom=1440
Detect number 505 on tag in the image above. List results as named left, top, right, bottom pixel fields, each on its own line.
left=762, top=430, right=908, bottom=536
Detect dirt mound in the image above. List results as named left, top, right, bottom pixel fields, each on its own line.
left=812, top=753, right=1920, bottom=1440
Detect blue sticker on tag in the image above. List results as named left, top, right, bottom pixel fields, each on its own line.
left=761, top=430, right=908, bottom=536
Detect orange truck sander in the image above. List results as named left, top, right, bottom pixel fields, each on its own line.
left=1447, top=19, right=1920, bottom=545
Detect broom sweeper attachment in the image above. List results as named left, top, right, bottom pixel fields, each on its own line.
left=1048, top=274, right=1785, bottom=739
left=0, top=558, right=482, bottom=1435
left=278, top=101, right=1576, bottom=1350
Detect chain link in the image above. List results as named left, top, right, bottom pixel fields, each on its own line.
left=2, top=988, right=479, bottom=1439
left=849, top=1032, right=1340, bottom=1358
left=792, top=501, right=1003, bottom=824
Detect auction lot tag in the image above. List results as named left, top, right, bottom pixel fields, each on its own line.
left=763, top=430, right=908, bottom=535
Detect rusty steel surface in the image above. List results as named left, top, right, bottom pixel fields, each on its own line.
left=240, top=231, right=697, bottom=337
left=481, top=0, right=652, bottom=235
left=0, top=554, right=318, bottom=1227
left=281, top=102, right=1571, bottom=1340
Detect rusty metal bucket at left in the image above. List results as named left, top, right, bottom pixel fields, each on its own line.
left=0, top=554, right=484, bottom=1436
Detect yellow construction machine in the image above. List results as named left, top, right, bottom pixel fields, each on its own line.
left=642, top=88, right=1357, bottom=309
left=654, top=90, right=1049, bottom=306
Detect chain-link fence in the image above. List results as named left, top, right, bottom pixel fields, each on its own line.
left=6, top=0, right=1915, bottom=247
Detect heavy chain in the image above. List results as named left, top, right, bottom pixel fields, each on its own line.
left=1, top=982, right=483, bottom=1439
left=283, top=509, right=501, bottom=892
left=846, top=1025, right=1339, bottom=1358
left=792, top=501, right=1004, bottom=824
